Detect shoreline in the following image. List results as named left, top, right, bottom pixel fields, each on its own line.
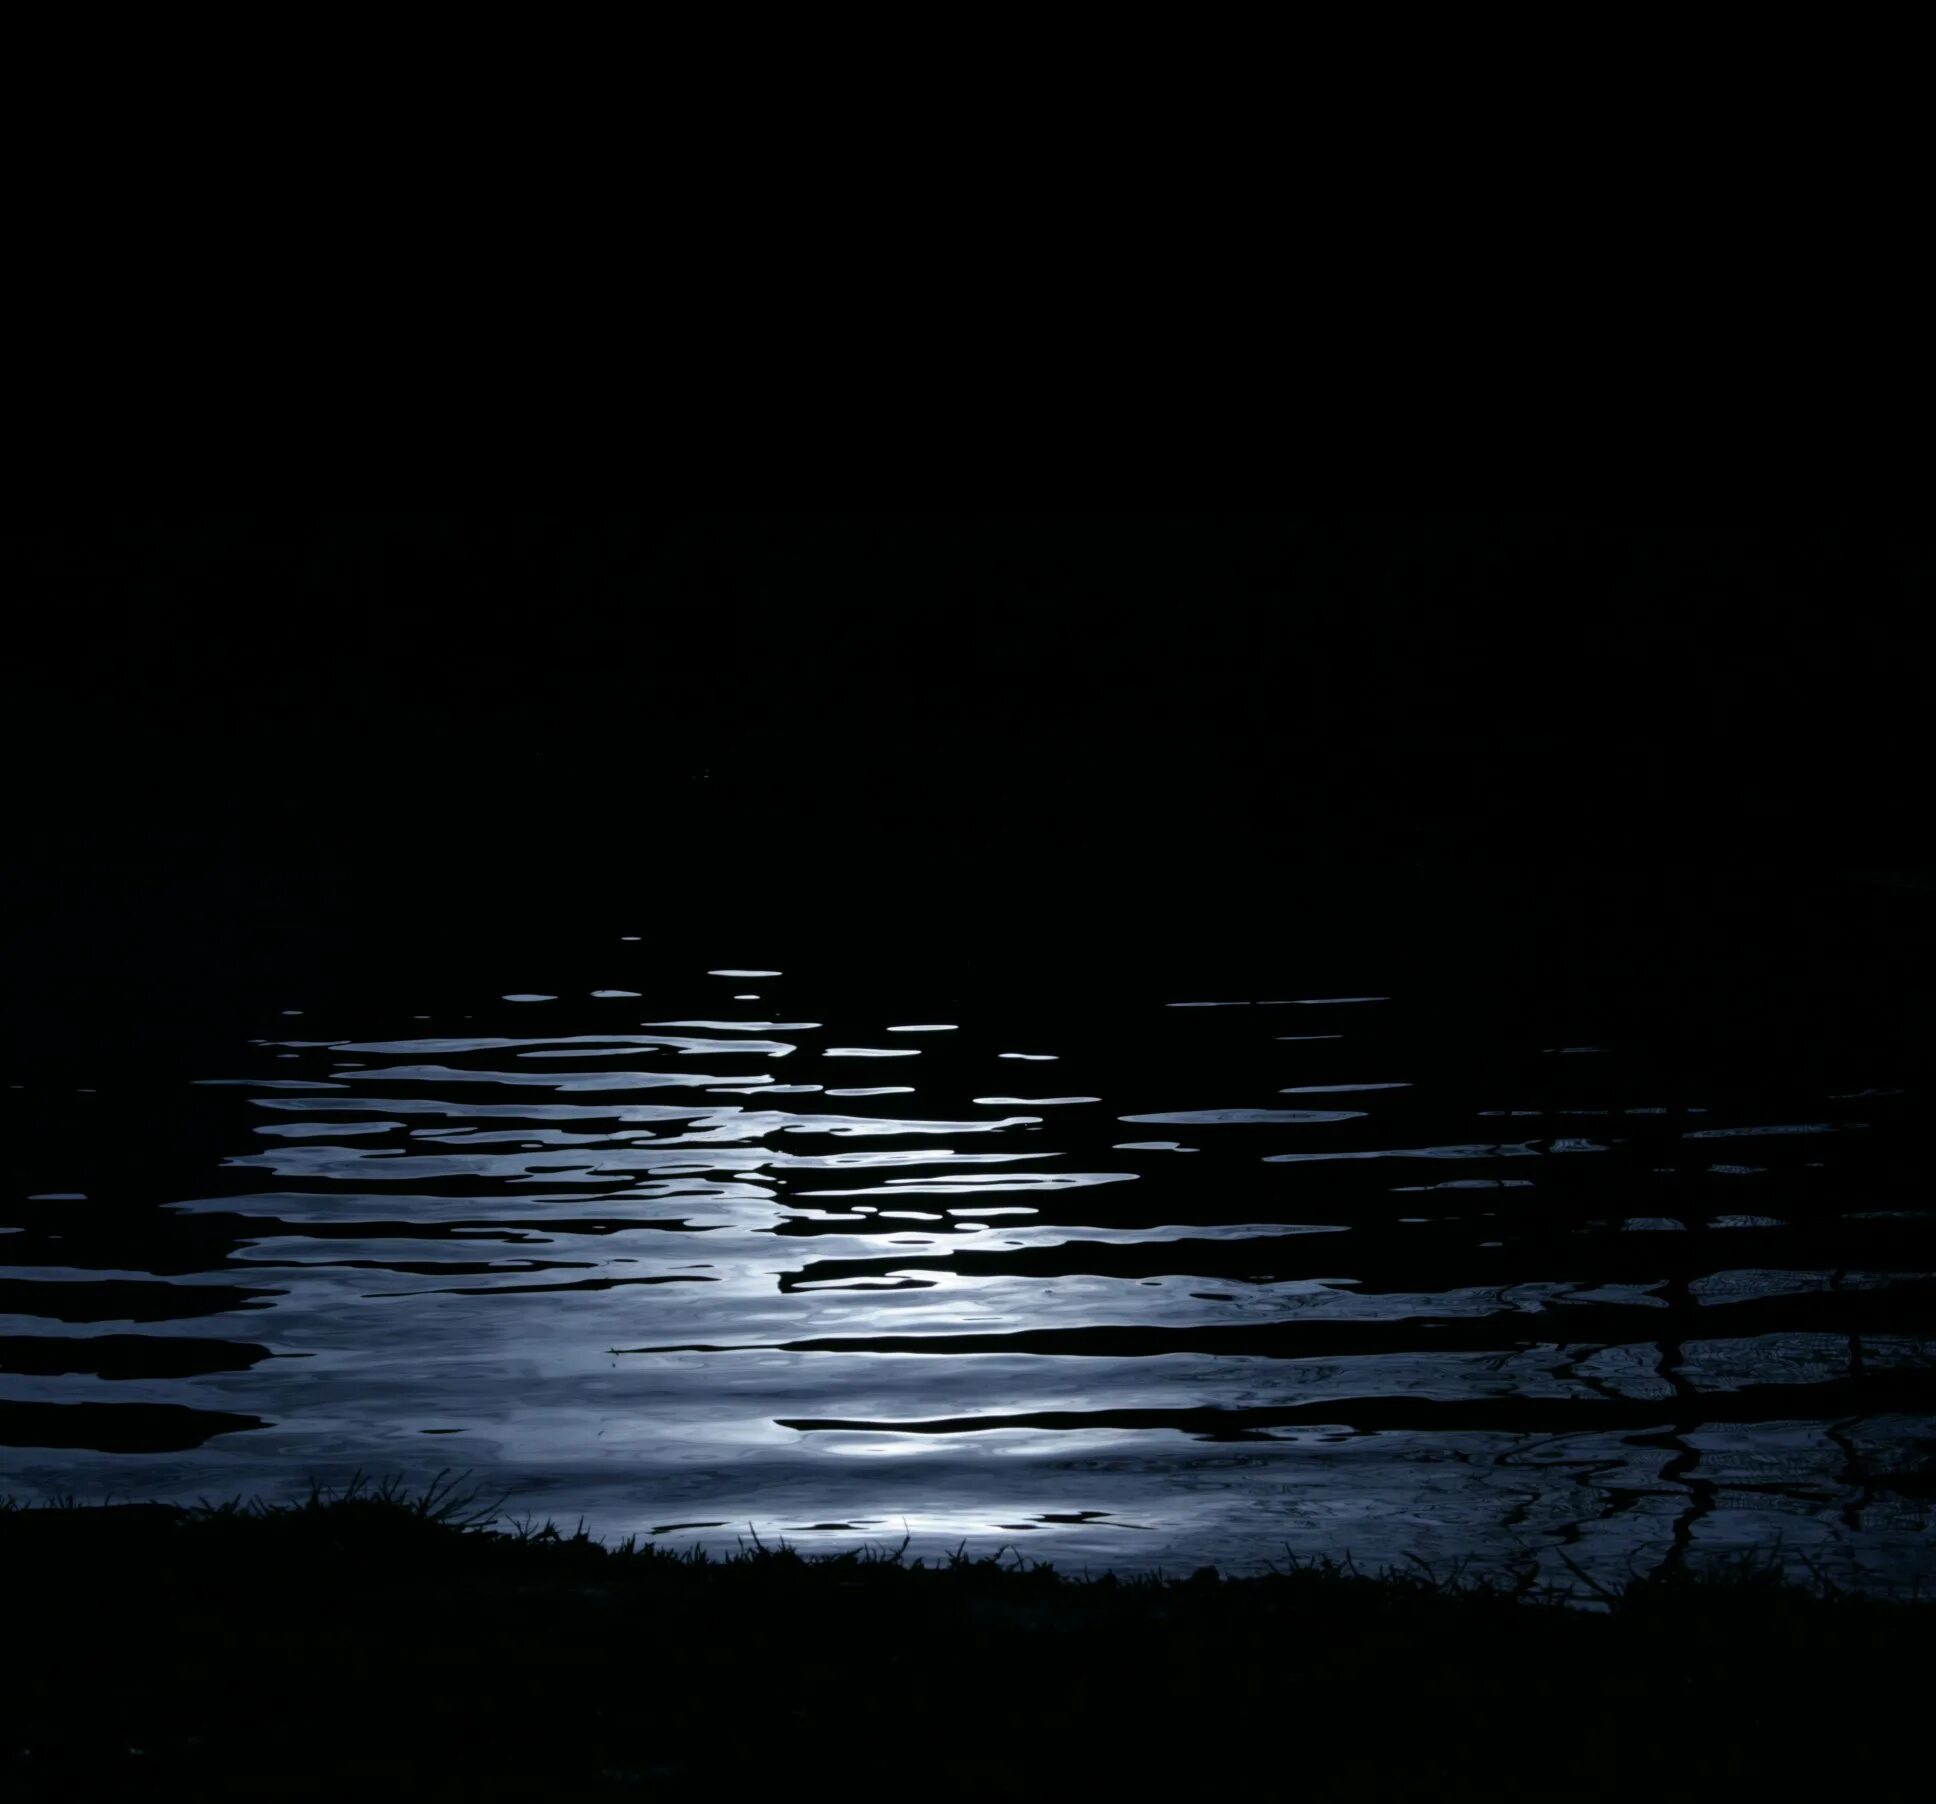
left=3, top=1483, right=1930, bottom=1797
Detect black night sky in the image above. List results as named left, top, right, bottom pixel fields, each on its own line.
left=7, top=510, right=1924, bottom=866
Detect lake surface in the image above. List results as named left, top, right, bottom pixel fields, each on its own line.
left=5, top=864, right=1934, bottom=1589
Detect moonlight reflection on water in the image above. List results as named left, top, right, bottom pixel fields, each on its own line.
left=4, top=904, right=1934, bottom=1594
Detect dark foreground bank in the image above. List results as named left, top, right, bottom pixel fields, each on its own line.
left=2, top=1485, right=1929, bottom=1801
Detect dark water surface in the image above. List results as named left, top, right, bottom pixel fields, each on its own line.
left=5, top=858, right=1934, bottom=1588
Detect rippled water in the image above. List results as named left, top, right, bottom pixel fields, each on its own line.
left=6, top=887, right=1935, bottom=1588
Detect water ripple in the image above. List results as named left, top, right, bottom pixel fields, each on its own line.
left=4, top=946, right=1932, bottom=1593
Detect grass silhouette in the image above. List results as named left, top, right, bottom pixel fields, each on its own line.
left=2, top=1477, right=1928, bottom=1798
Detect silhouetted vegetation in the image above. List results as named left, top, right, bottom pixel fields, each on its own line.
left=2, top=1479, right=1928, bottom=1798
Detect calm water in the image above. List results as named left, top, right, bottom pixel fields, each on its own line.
left=5, top=873, right=1934, bottom=1588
